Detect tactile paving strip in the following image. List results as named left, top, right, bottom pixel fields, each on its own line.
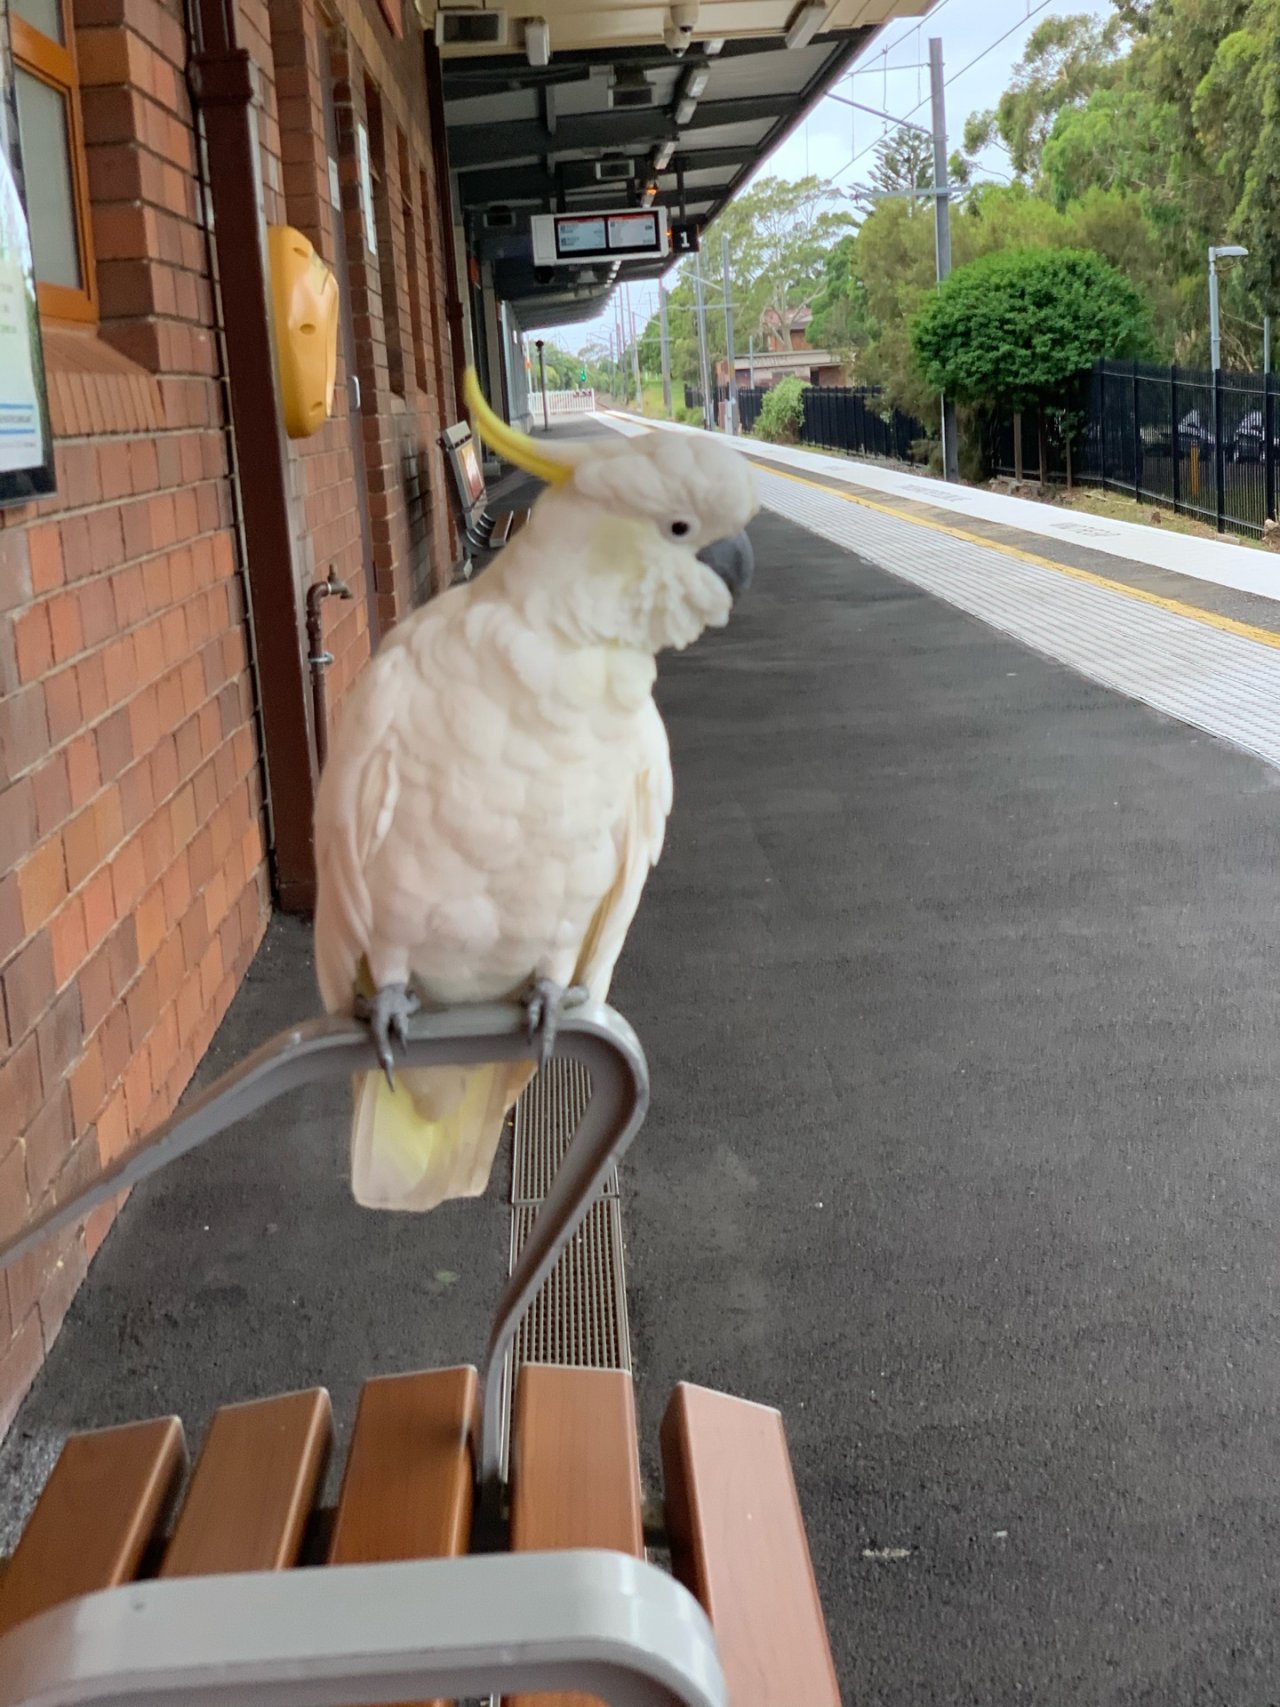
left=757, top=466, right=1280, bottom=773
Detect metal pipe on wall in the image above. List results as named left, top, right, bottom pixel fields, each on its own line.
left=425, top=39, right=469, bottom=421
left=187, top=0, right=318, bottom=909
left=305, top=570, right=353, bottom=773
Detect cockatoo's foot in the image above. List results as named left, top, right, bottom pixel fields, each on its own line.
left=354, top=982, right=421, bottom=1089
left=522, top=976, right=588, bottom=1069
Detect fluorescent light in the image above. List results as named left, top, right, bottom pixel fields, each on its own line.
left=784, top=1, right=826, bottom=49
left=684, top=65, right=709, bottom=97
left=524, top=16, right=549, bottom=64
left=675, top=96, right=697, bottom=124
left=652, top=140, right=675, bottom=170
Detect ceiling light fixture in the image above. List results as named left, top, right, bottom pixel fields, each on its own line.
left=524, top=16, right=549, bottom=65
left=683, top=65, right=709, bottom=97
left=652, top=140, right=675, bottom=170
left=675, top=96, right=697, bottom=124
left=784, top=1, right=827, bottom=49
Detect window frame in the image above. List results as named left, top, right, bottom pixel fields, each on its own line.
left=11, top=0, right=97, bottom=325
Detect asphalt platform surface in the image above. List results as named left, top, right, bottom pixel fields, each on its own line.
left=6, top=494, right=1280, bottom=1704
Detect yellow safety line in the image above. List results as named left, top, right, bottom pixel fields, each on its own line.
left=749, top=456, right=1280, bottom=653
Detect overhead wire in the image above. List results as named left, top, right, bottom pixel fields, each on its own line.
left=827, top=0, right=1058, bottom=184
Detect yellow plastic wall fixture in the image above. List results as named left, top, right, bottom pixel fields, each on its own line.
left=268, top=225, right=339, bottom=439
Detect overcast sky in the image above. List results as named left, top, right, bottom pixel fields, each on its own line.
left=547, top=0, right=1113, bottom=354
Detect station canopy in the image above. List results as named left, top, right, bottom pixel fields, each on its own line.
left=428, top=0, right=935, bottom=328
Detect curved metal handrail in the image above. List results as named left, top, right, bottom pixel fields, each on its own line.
left=0, top=1000, right=650, bottom=1498
left=0, top=1551, right=726, bottom=1707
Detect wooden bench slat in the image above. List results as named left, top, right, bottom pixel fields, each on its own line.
left=660, top=1383, right=841, bottom=1707
left=161, top=1389, right=332, bottom=1578
left=328, top=1367, right=476, bottom=1565
left=506, top=508, right=530, bottom=538
left=329, top=1369, right=476, bottom=1707
left=506, top=1366, right=644, bottom=1707
left=0, top=1415, right=186, bottom=1638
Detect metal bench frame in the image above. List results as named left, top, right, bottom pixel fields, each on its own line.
left=438, top=420, right=529, bottom=568
left=0, top=1003, right=731, bottom=1707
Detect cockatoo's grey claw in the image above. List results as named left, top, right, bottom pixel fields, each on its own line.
left=354, top=982, right=421, bottom=1089
left=522, top=977, right=588, bottom=1068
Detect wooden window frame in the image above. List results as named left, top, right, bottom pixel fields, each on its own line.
left=12, top=0, right=98, bottom=325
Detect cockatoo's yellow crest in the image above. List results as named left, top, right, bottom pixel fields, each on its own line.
left=463, top=366, right=572, bottom=486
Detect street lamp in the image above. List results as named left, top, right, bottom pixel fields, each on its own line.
left=1209, top=244, right=1249, bottom=373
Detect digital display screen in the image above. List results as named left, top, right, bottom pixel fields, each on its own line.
left=555, top=217, right=607, bottom=256
left=552, top=211, right=662, bottom=260
left=534, top=208, right=669, bottom=267
left=607, top=213, right=659, bottom=250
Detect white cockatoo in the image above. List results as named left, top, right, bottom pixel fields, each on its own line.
left=313, top=373, right=758, bottom=1212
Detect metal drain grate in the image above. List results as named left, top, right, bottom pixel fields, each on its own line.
left=508, top=1197, right=631, bottom=1372
left=511, top=1058, right=618, bottom=1201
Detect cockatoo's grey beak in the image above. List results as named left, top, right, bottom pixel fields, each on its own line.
left=696, top=529, right=754, bottom=600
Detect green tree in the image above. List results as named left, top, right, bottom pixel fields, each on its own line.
left=963, top=12, right=1128, bottom=180
left=807, top=234, right=874, bottom=360
left=1028, top=0, right=1279, bottom=364
left=658, top=175, right=855, bottom=379
left=847, top=126, right=934, bottom=217
left=911, top=246, right=1154, bottom=422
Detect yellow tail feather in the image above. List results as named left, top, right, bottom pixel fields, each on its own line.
left=350, top=1061, right=534, bottom=1211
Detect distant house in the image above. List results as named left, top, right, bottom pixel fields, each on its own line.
left=714, top=306, right=848, bottom=389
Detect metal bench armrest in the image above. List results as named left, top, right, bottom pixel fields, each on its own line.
left=0, top=1001, right=650, bottom=1505
left=0, top=1552, right=725, bottom=1707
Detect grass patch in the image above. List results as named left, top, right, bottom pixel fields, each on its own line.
left=1041, top=486, right=1267, bottom=551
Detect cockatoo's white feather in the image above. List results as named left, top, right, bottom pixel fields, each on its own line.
left=314, top=423, right=758, bottom=1211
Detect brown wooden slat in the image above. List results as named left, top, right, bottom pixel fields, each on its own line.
left=162, top=1389, right=332, bottom=1578
left=506, top=1366, right=644, bottom=1707
left=329, top=1368, right=476, bottom=1707
left=660, top=1382, right=841, bottom=1707
left=0, top=1416, right=186, bottom=1638
left=328, top=1367, right=476, bottom=1565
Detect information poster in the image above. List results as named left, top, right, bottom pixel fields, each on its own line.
left=0, top=0, right=53, bottom=504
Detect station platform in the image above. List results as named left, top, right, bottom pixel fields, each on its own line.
left=5, top=411, right=1280, bottom=1703
left=603, top=410, right=1280, bottom=776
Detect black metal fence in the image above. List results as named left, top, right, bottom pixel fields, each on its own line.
left=990, top=361, right=1280, bottom=537
left=684, top=383, right=925, bottom=464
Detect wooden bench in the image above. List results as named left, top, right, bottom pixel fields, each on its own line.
left=438, top=420, right=531, bottom=572
left=0, top=1003, right=840, bottom=1707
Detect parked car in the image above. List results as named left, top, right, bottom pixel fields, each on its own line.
left=1176, top=409, right=1216, bottom=452
left=1229, top=409, right=1280, bottom=463
left=1139, top=410, right=1216, bottom=456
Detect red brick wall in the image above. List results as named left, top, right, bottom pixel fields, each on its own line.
left=0, top=181, right=270, bottom=1441
left=0, top=0, right=459, bottom=1433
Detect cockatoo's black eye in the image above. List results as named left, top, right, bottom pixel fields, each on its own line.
left=668, top=520, right=692, bottom=539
